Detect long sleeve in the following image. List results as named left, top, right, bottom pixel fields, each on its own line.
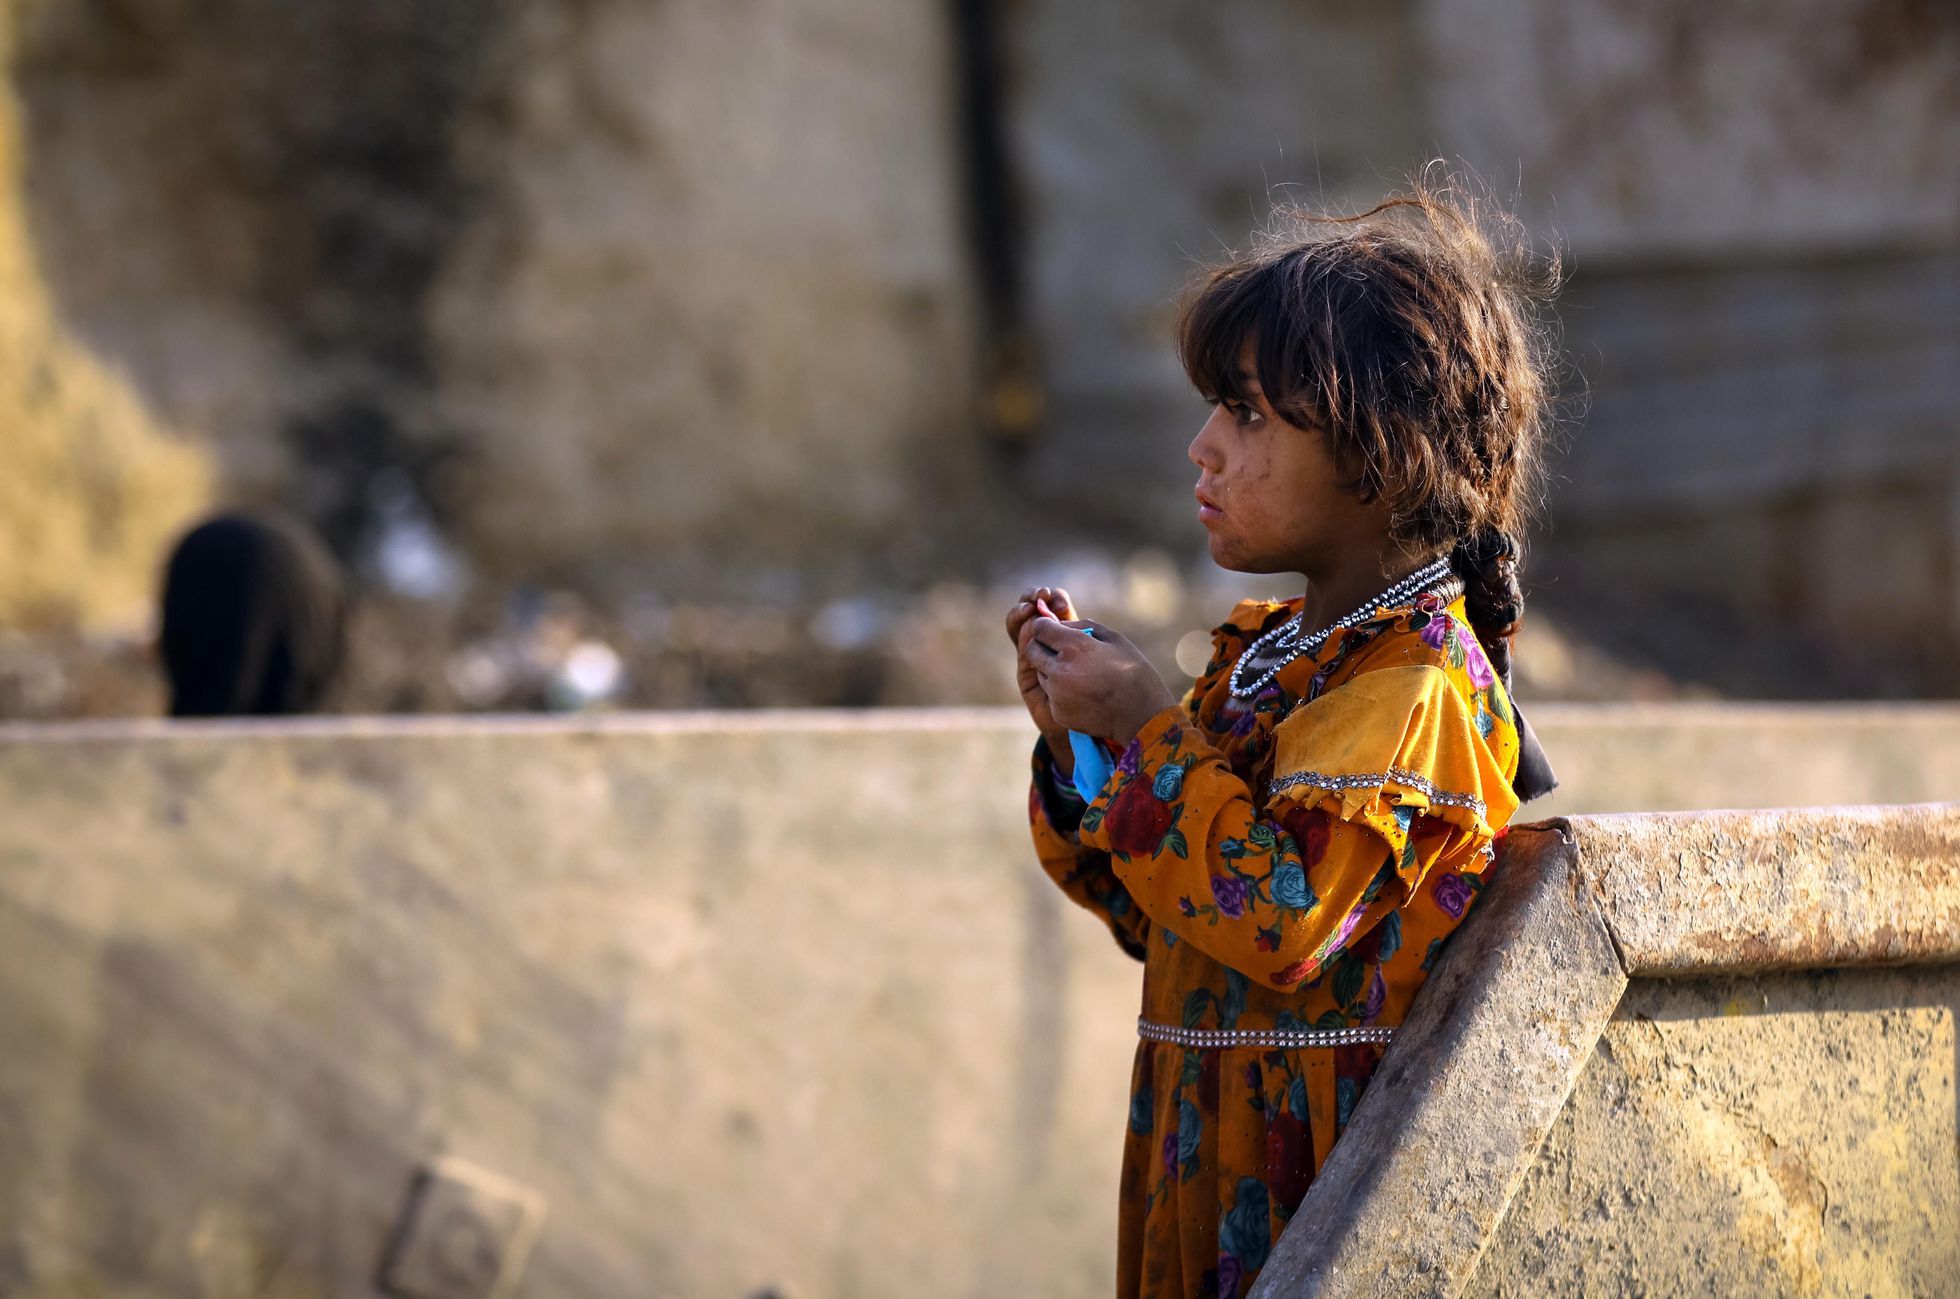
left=1028, top=734, right=1151, bottom=960
left=1077, top=664, right=1520, bottom=990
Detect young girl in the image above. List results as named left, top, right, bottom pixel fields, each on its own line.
left=1006, top=180, right=1560, bottom=1299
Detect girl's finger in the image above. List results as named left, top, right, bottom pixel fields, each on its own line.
left=1024, top=615, right=1076, bottom=657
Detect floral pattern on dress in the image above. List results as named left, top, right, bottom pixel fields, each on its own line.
left=1029, top=592, right=1524, bottom=1299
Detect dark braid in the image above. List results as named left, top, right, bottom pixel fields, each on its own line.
left=1449, top=526, right=1558, bottom=801
left=1448, top=528, right=1524, bottom=687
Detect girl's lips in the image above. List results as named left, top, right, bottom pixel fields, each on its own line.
left=1195, top=486, right=1224, bottom=524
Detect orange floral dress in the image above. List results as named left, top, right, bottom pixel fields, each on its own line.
left=1028, top=591, right=1522, bottom=1299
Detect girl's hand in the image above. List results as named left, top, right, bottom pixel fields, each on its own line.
left=1007, top=586, right=1078, bottom=767
left=1022, top=613, right=1179, bottom=747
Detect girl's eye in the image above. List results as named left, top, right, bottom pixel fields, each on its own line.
left=1227, top=400, right=1263, bottom=427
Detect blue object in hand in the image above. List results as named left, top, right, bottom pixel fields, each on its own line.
left=1065, top=626, right=1117, bottom=802
left=1068, top=730, right=1116, bottom=803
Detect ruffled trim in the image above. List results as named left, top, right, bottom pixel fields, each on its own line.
left=1264, top=766, right=1499, bottom=869
left=1261, top=662, right=1521, bottom=866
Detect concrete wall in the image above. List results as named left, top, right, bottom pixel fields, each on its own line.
left=0, top=5, right=212, bottom=632
left=1468, top=966, right=1959, bottom=1297
left=997, top=0, right=1427, bottom=534
left=1420, top=0, right=1960, bottom=259
left=7, top=0, right=978, bottom=615
left=1252, top=805, right=1960, bottom=1297
left=0, top=714, right=1126, bottom=1298
left=425, top=1, right=980, bottom=576
left=1524, top=701, right=1960, bottom=819
left=0, top=706, right=1956, bottom=1295
left=1001, top=0, right=1960, bottom=684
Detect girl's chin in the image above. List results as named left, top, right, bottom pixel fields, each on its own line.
left=1204, top=535, right=1254, bottom=572
left=1205, top=535, right=1288, bottom=575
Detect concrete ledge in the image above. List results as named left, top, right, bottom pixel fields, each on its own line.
left=1521, top=702, right=1960, bottom=818
left=1258, top=803, right=1960, bottom=1299
left=1573, top=804, right=1960, bottom=975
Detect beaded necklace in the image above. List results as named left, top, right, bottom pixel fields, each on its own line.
left=1228, top=557, right=1458, bottom=700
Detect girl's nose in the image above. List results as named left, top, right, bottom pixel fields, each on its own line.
left=1188, top=409, right=1224, bottom=471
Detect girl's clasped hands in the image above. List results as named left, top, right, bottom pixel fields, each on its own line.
left=1004, top=585, right=1180, bottom=774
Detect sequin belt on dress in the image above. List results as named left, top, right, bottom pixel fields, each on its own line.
left=1136, top=1018, right=1396, bottom=1049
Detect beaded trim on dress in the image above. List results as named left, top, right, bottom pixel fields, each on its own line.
left=1266, top=766, right=1487, bottom=818
left=1137, top=1019, right=1396, bottom=1049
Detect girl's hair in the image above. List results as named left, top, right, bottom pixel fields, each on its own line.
left=1177, top=166, right=1565, bottom=681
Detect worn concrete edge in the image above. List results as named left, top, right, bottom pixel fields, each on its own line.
left=1257, top=802, right=1960, bottom=1297
left=1252, top=822, right=1630, bottom=1299
left=4, top=701, right=1959, bottom=746
left=1568, top=803, right=1960, bottom=976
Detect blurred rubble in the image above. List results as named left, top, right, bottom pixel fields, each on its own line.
left=0, top=547, right=1700, bottom=721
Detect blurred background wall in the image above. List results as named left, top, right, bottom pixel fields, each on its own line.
left=1, top=0, right=1955, bottom=715
left=1000, top=0, right=1960, bottom=696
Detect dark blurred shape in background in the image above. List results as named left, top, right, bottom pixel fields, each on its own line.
left=0, top=0, right=1955, bottom=717
left=159, top=511, right=347, bottom=717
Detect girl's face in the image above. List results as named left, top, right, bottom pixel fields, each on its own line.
left=1188, top=342, right=1391, bottom=576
